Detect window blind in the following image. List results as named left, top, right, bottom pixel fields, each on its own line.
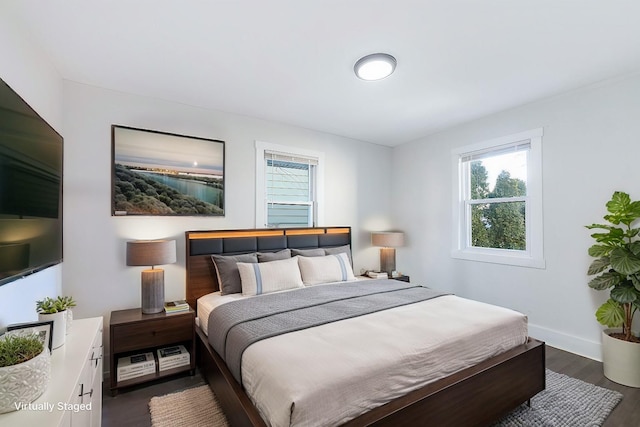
left=460, top=139, right=530, bottom=163
left=264, top=150, right=319, bottom=166
left=265, top=150, right=317, bottom=227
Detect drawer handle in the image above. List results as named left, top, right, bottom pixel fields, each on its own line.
left=79, top=384, right=94, bottom=398
left=91, top=353, right=102, bottom=368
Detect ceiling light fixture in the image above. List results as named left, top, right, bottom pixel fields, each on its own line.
left=354, top=53, right=397, bottom=81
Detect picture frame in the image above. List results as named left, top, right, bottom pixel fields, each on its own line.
left=111, top=125, right=225, bottom=216
left=6, top=320, right=54, bottom=352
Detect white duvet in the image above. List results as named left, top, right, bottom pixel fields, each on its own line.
left=198, top=289, right=527, bottom=427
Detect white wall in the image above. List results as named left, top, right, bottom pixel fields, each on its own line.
left=392, top=73, right=640, bottom=360
left=62, top=81, right=393, bottom=356
left=0, top=8, right=64, bottom=328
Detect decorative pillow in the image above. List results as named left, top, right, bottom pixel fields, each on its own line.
left=211, top=253, right=258, bottom=295
left=324, top=244, right=352, bottom=267
left=237, top=257, right=304, bottom=296
left=257, top=249, right=291, bottom=262
left=291, top=248, right=325, bottom=257
left=297, top=252, right=356, bottom=286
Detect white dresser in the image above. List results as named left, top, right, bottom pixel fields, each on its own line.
left=0, top=316, right=103, bottom=427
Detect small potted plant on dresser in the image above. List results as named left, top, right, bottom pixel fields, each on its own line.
left=586, top=191, right=640, bottom=387
left=0, top=334, right=51, bottom=413
left=36, top=296, right=76, bottom=349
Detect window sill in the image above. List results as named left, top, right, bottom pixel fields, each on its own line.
left=451, top=248, right=546, bottom=269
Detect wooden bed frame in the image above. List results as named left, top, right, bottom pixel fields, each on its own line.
left=185, top=227, right=546, bottom=427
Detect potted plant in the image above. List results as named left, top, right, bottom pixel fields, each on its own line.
left=36, top=296, right=75, bottom=349
left=0, top=334, right=51, bottom=413
left=586, top=191, right=640, bottom=387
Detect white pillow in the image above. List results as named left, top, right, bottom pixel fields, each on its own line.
left=297, top=252, right=356, bottom=285
left=237, top=256, right=304, bottom=296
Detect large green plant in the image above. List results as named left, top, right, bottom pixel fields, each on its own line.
left=587, top=191, right=640, bottom=342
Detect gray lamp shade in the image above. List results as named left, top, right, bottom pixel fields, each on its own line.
left=371, top=232, right=404, bottom=248
left=126, top=240, right=176, bottom=267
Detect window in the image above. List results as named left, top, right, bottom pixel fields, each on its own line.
left=452, top=128, right=544, bottom=268
left=255, top=141, right=324, bottom=228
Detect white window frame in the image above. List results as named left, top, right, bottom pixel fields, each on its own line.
left=255, top=140, right=325, bottom=228
left=451, top=128, right=545, bottom=269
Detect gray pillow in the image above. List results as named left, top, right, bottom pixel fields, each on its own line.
left=211, top=253, right=258, bottom=295
left=291, top=248, right=325, bottom=257
left=257, top=249, right=291, bottom=262
left=324, top=244, right=353, bottom=267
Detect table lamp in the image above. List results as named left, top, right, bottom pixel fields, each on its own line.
left=371, top=231, right=405, bottom=277
left=126, top=239, right=176, bottom=314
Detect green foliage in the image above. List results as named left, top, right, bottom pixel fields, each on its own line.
left=36, top=296, right=76, bottom=314
left=596, top=299, right=625, bottom=328
left=0, top=334, right=44, bottom=367
left=587, top=257, right=610, bottom=275
left=470, top=162, right=490, bottom=200
left=588, top=271, right=622, bottom=290
left=586, top=191, right=640, bottom=341
left=470, top=167, right=526, bottom=250
left=114, top=164, right=223, bottom=215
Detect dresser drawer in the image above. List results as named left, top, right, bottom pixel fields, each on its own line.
left=111, top=314, right=193, bottom=353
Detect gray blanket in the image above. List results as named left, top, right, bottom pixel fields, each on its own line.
left=208, top=279, right=448, bottom=383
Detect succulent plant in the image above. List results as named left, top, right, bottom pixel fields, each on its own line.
left=0, top=334, right=44, bottom=368
left=36, top=296, right=76, bottom=314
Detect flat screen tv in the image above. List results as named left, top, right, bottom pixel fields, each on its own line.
left=0, top=78, right=63, bottom=286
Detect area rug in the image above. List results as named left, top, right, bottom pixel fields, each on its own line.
left=149, top=384, right=229, bottom=427
left=149, top=370, right=622, bottom=427
left=493, top=370, right=622, bottom=426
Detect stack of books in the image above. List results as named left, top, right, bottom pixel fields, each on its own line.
left=117, top=352, right=156, bottom=382
left=164, top=300, right=189, bottom=314
left=157, top=345, right=190, bottom=371
left=366, top=271, right=388, bottom=279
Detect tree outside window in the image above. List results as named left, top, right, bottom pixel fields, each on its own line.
left=470, top=163, right=527, bottom=250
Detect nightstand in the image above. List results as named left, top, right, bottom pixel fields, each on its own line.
left=109, top=307, right=195, bottom=396
left=392, top=275, right=410, bottom=283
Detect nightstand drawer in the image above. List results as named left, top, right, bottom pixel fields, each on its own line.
left=111, top=314, right=193, bottom=353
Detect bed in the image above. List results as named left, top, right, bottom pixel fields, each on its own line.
left=185, top=227, right=545, bottom=427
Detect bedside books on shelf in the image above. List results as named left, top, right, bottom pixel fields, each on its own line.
left=117, top=352, right=156, bottom=381
left=164, top=300, right=189, bottom=314
left=157, top=345, right=190, bottom=371
left=366, top=271, right=388, bottom=279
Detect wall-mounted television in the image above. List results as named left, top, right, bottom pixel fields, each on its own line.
left=0, top=78, right=63, bottom=287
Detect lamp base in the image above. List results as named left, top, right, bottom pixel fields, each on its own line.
left=380, top=248, right=396, bottom=277
left=141, top=269, right=165, bottom=314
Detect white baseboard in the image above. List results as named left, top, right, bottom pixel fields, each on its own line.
left=528, top=323, right=602, bottom=362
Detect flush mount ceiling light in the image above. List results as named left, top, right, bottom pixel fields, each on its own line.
left=354, top=53, right=397, bottom=81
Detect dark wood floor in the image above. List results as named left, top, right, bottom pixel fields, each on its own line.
left=545, top=346, right=640, bottom=426
left=102, top=346, right=640, bottom=427
left=102, top=371, right=205, bottom=427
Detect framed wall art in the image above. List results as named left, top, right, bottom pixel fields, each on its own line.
left=111, top=125, right=225, bottom=216
left=6, top=320, right=54, bottom=352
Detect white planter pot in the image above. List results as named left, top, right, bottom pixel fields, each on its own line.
left=602, top=328, right=640, bottom=387
left=66, top=309, right=73, bottom=335
left=39, top=311, right=66, bottom=349
left=0, top=347, right=51, bottom=413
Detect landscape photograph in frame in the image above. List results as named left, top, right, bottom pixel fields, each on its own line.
left=112, top=125, right=225, bottom=216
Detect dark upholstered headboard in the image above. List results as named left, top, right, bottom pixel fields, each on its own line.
left=185, top=227, right=351, bottom=310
